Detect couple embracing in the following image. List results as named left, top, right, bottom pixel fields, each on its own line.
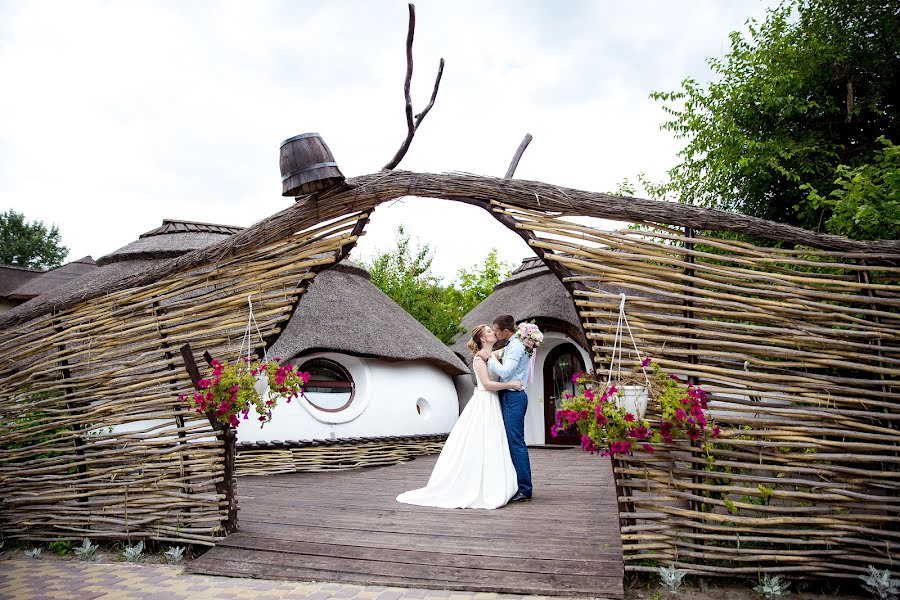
left=397, top=315, right=533, bottom=509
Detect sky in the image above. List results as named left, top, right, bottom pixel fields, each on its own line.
left=0, top=0, right=779, bottom=283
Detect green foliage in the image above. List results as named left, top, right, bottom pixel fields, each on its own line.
left=48, top=540, right=73, bottom=555
left=0, top=209, right=68, bottom=268
left=802, top=136, right=900, bottom=240
left=165, top=545, right=186, bottom=564
left=1, top=389, right=73, bottom=462
left=754, top=573, right=791, bottom=598
left=651, top=0, right=900, bottom=237
left=859, top=565, right=900, bottom=600
left=364, top=226, right=512, bottom=344
left=657, top=564, right=687, bottom=592
left=74, top=538, right=101, bottom=562
left=445, top=248, right=513, bottom=328
left=122, top=540, right=144, bottom=562
left=366, top=225, right=460, bottom=343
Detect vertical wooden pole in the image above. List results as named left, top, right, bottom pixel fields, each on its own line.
left=682, top=227, right=703, bottom=555
left=55, top=324, right=88, bottom=503
left=180, top=343, right=238, bottom=534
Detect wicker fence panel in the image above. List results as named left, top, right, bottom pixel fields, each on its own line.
left=234, top=436, right=447, bottom=476
left=0, top=214, right=365, bottom=545
left=500, top=202, right=900, bottom=578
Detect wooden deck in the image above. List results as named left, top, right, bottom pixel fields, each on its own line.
left=188, top=447, right=624, bottom=598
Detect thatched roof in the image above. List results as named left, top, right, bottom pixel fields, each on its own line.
left=450, top=256, right=587, bottom=357
left=98, top=219, right=244, bottom=266
left=0, top=265, right=44, bottom=300
left=5, top=257, right=98, bottom=301
left=270, top=260, right=469, bottom=376
left=1, top=220, right=240, bottom=319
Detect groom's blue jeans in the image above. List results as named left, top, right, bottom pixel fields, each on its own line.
left=499, top=389, right=532, bottom=497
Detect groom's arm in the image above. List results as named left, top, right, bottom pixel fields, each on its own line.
left=487, top=339, right=524, bottom=379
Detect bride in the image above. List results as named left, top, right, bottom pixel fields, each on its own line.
left=396, top=324, right=523, bottom=509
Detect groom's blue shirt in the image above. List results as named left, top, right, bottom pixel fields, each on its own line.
left=487, top=335, right=530, bottom=391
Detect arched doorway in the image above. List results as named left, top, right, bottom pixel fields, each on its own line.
left=542, top=342, right=585, bottom=446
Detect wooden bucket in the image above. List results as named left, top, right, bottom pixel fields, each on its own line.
left=280, top=133, right=345, bottom=196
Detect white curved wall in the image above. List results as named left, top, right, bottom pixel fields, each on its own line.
left=523, top=331, right=592, bottom=446
left=237, top=352, right=460, bottom=443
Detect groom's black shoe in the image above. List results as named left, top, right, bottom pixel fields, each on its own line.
left=509, top=492, right=532, bottom=503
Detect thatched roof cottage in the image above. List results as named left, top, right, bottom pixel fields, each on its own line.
left=0, top=264, right=43, bottom=313
left=240, top=260, right=468, bottom=443
left=6, top=218, right=467, bottom=443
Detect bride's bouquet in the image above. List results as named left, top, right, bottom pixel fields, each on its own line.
left=515, top=321, right=543, bottom=386
left=516, top=321, right=544, bottom=356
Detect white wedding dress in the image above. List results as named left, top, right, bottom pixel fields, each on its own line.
left=396, top=356, right=518, bottom=509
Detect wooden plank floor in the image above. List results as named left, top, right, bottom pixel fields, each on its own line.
left=188, top=447, right=624, bottom=598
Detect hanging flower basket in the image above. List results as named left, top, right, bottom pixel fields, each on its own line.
left=179, top=357, right=309, bottom=429
left=553, top=294, right=719, bottom=456
left=178, top=295, right=310, bottom=429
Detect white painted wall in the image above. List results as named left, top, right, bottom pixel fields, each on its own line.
left=523, top=331, right=592, bottom=446
left=106, top=352, right=460, bottom=443
left=237, top=352, right=460, bottom=443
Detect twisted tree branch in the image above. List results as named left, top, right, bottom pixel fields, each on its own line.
left=383, top=3, right=445, bottom=170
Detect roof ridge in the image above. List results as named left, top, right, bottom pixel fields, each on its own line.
left=140, top=219, right=245, bottom=238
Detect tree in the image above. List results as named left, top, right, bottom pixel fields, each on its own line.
left=0, top=210, right=69, bottom=269
left=445, top=249, right=514, bottom=326
left=803, top=136, right=900, bottom=240
left=651, top=0, right=899, bottom=239
left=363, top=227, right=514, bottom=345
left=365, top=226, right=461, bottom=344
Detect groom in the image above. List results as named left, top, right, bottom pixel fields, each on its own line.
left=478, top=314, right=532, bottom=502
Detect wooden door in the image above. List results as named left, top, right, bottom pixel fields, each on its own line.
left=543, top=343, right=586, bottom=445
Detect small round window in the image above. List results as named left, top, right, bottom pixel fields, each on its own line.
left=297, top=358, right=355, bottom=412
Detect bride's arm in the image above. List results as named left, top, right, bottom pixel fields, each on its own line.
left=473, top=357, right=522, bottom=392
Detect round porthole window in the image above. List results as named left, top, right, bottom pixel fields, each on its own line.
left=297, top=358, right=354, bottom=412
left=416, top=397, right=431, bottom=420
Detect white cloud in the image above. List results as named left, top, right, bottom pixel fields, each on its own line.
left=0, top=0, right=777, bottom=281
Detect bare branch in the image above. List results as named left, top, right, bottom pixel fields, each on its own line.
left=383, top=3, right=445, bottom=170
left=504, top=133, right=533, bottom=179
left=383, top=4, right=417, bottom=170
left=414, top=58, right=445, bottom=131
left=402, top=3, right=415, bottom=133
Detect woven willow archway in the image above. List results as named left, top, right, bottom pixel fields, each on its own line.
left=1, top=171, right=898, bottom=579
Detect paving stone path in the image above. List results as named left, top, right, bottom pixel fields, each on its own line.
left=0, top=559, right=595, bottom=600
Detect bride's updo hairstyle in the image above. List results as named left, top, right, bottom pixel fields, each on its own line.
left=467, top=324, right=489, bottom=354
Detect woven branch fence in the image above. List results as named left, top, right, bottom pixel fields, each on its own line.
left=495, top=202, right=899, bottom=579
left=1, top=170, right=897, bottom=579
left=234, top=435, right=446, bottom=477
left=0, top=213, right=366, bottom=545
